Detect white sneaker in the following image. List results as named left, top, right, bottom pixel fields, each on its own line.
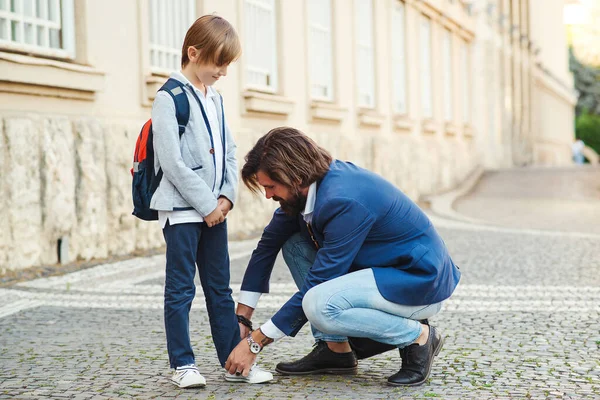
left=171, top=364, right=206, bottom=388
left=224, top=364, right=273, bottom=384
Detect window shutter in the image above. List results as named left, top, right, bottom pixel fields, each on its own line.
left=308, top=0, right=333, bottom=101
left=420, top=15, right=433, bottom=118
left=355, top=0, right=375, bottom=108
left=443, top=28, right=453, bottom=122
left=148, top=0, right=195, bottom=73
left=392, top=1, right=407, bottom=114
left=244, top=0, right=278, bottom=92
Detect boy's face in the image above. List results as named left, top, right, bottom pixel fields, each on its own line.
left=193, top=61, right=228, bottom=87
left=187, top=47, right=228, bottom=86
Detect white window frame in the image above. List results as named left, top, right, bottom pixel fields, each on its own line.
left=244, top=0, right=278, bottom=93
left=461, top=39, right=471, bottom=124
left=442, top=28, right=453, bottom=122
left=354, top=0, right=375, bottom=109
left=148, top=0, right=195, bottom=75
left=420, top=14, right=433, bottom=119
left=0, top=0, right=75, bottom=59
left=307, top=0, right=333, bottom=101
left=391, top=0, right=407, bottom=115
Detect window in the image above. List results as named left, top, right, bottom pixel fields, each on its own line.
left=442, top=28, right=453, bottom=122
left=391, top=1, right=407, bottom=115
left=148, top=0, right=195, bottom=74
left=461, top=39, right=471, bottom=124
left=0, top=0, right=75, bottom=58
left=307, top=0, right=333, bottom=101
left=244, top=0, right=277, bottom=92
left=420, top=15, right=433, bottom=119
left=354, top=0, right=375, bottom=108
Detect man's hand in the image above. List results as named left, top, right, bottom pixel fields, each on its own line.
left=225, top=336, right=257, bottom=377
left=218, top=197, right=233, bottom=218
left=225, top=329, right=273, bottom=377
left=237, top=303, right=254, bottom=339
left=205, top=206, right=224, bottom=227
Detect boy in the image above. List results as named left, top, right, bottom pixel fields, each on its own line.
left=151, top=15, right=272, bottom=388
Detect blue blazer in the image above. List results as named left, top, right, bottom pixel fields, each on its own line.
left=241, top=160, right=461, bottom=336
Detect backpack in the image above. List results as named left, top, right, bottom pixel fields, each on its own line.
left=131, top=78, right=190, bottom=221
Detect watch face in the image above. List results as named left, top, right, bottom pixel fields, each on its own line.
left=250, top=342, right=262, bottom=354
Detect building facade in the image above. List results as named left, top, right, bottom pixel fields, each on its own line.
left=0, top=0, right=575, bottom=270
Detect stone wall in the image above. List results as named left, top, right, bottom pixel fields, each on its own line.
left=0, top=114, right=480, bottom=271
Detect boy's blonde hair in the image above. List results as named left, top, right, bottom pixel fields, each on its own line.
left=181, top=15, right=241, bottom=68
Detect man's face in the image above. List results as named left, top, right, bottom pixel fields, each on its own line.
left=256, top=170, right=307, bottom=216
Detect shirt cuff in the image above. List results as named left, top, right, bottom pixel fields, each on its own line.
left=238, top=290, right=262, bottom=309
left=260, top=319, right=286, bottom=342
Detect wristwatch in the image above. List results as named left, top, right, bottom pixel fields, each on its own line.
left=246, top=333, right=262, bottom=354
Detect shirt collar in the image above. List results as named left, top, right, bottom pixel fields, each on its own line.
left=172, top=71, right=217, bottom=99
left=301, top=182, right=317, bottom=222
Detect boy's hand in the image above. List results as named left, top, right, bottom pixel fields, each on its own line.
left=205, top=206, right=225, bottom=227
left=218, top=197, right=233, bottom=218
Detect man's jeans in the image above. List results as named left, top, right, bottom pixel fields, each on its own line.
left=163, top=221, right=240, bottom=368
left=282, top=233, right=443, bottom=348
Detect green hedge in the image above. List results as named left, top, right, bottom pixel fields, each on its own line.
left=576, top=110, right=600, bottom=156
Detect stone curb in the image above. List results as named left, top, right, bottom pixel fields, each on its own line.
left=422, top=166, right=487, bottom=225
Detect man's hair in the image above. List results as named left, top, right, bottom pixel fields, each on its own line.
left=181, top=15, right=241, bottom=68
left=242, top=127, right=333, bottom=194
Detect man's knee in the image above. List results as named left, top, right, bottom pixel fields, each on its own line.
left=302, top=286, right=329, bottom=331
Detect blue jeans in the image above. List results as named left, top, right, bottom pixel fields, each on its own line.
left=282, top=233, right=442, bottom=348
left=163, top=220, right=240, bottom=368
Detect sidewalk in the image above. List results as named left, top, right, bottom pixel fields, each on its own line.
left=1, top=167, right=599, bottom=399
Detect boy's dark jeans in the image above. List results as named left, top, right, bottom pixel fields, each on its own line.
left=163, top=220, right=240, bottom=368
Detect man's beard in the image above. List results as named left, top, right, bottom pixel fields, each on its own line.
left=274, top=188, right=307, bottom=216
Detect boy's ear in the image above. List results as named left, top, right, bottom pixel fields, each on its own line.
left=187, top=46, right=201, bottom=62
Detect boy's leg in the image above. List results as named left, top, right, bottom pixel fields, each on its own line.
left=163, top=221, right=202, bottom=369
left=196, top=220, right=241, bottom=367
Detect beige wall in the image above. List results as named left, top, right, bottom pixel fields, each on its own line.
left=0, top=0, right=574, bottom=270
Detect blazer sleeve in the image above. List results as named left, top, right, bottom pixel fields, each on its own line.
left=270, top=197, right=376, bottom=336
left=240, top=208, right=301, bottom=294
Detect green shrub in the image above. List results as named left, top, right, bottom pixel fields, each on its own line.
left=576, top=110, right=600, bottom=155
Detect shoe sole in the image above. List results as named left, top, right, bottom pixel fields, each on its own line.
left=170, top=380, right=206, bottom=389
left=224, top=376, right=272, bottom=384
left=275, top=366, right=358, bottom=376
left=386, top=334, right=445, bottom=387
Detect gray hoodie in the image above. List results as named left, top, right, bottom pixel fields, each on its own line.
left=150, top=72, right=238, bottom=217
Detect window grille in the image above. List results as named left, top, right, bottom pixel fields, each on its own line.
left=244, top=0, right=277, bottom=92
left=307, top=0, right=333, bottom=101
left=148, top=0, right=195, bottom=73
left=0, top=0, right=75, bottom=58
left=354, top=0, right=375, bottom=108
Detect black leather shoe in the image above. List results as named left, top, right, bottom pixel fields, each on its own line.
left=387, top=326, right=444, bottom=386
left=275, top=341, right=358, bottom=375
left=348, top=337, right=396, bottom=360
left=347, top=320, right=428, bottom=360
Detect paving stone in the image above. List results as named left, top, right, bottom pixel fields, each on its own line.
left=1, top=168, right=600, bottom=398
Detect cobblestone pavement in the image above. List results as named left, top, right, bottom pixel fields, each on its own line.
left=1, top=168, right=600, bottom=399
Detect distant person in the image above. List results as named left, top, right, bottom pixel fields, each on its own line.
left=151, top=15, right=272, bottom=388
left=572, top=139, right=585, bottom=164
left=225, top=127, right=461, bottom=387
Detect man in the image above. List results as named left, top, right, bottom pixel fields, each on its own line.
left=225, top=127, right=461, bottom=386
